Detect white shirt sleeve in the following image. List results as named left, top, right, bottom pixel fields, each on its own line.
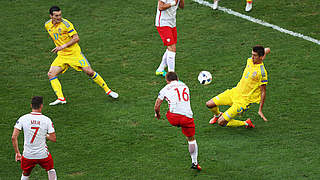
left=47, top=119, right=55, bottom=134
left=158, top=88, right=166, bottom=100
left=14, top=117, right=23, bottom=130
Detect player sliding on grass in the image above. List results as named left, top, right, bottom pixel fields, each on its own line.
left=206, top=45, right=270, bottom=128
left=45, top=6, right=118, bottom=105
left=154, top=72, right=201, bottom=171
left=12, top=96, right=57, bottom=180
left=155, top=0, right=184, bottom=77
left=213, top=0, right=253, bottom=12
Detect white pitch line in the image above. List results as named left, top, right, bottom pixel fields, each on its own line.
left=192, top=0, right=320, bottom=45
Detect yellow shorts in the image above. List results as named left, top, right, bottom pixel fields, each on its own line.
left=51, top=52, right=90, bottom=73
left=212, top=88, right=251, bottom=121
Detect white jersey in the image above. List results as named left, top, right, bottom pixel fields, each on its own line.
left=158, top=81, right=193, bottom=118
left=155, top=0, right=180, bottom=28
left=14, top=112, right=55, bottom=159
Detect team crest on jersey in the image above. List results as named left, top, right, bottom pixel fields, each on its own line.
left=58, top=28, right=62, bottom=35
left=252, top=71, right=257, bottom=78
left=167, top=38, right=171, bottom=42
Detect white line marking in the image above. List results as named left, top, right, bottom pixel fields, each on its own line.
left=192, top=0, right=320, bottom=45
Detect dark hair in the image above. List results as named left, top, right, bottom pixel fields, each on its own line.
left=253, top=45, right=265, bottom=57
left=166, top=72, right=178, bottom=82
left=49, top=6, right=61, bottom=15
left=31, top=96, right=43, bottom=109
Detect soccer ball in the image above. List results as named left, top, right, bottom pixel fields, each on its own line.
left=198, top=71, right=212, bottom=85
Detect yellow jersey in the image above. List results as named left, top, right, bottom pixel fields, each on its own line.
left=45, top=18, right=81, bottom=56
left=234, top=58, right=268, bottom=104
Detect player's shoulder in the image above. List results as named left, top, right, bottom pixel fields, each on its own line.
left=39, top=114, right=52, bottom=122
left=44, top=19, right=52, bottom=28
left=247, top=57, right=252, bottom=63
left=16, top=113, right=31, bottom=125
left=19, top=113, right=32, bottom=120
left=62, top=18, right=73, bottom=28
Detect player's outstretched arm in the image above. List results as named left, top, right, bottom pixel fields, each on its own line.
left=258, top=84, right=268, bottom=122
left=154, top=98, right=163, bottom=120
left=11, top=128, right=22, bottom=161
left=262, top=48, right=270, bottom=61
left=46, top=132, right=56, bottom=142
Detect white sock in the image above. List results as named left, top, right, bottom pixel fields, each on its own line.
left=166, top=50, right=176, bottom=72
left=156, top=49, right=168, bottom=72
left=48, top=169, right=57, bottom=180
left=21, top=174, right=29, bottom=180
left=188, top=140, right=198, bottom=164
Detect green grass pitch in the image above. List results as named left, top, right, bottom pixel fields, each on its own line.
left=1, top=0, right=320, bottom=179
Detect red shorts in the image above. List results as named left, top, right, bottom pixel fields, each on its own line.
left=21, top=153, right=54, bottom=174
left=166, top=111, right=195, bottom=137
left=156, top=26, right=177, bottom=46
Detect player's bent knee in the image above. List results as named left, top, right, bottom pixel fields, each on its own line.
left=167, top=45, right=176, bottom=52
left=23, top=172, right=31, bottom=176
left=48, top=72, right=53, bottom=79
left=187, top=136, right=195, bottom=141
left=48, top=71, right=58, bottom=79
left=82, top=67, right=95, bottom=77
left=217, top=117, right=227, bottom=126
left=86, top=71, right=95, bottom=77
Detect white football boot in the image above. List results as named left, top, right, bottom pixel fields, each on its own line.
left=213, top=0, right=219, bottom=10
left=106, top=90, right=119, bottom=99
left=245, top=2, right=252, bottom=12
left=49, top=98, right=67, bottom=106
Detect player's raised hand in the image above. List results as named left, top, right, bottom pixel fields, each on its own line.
left=258, top=110, right=268, bottom=122
left=265, top=48, right=271, bottom=55
left=262, top=48, right=271, bottom=61
left=15, top=153, right=22, bottom=162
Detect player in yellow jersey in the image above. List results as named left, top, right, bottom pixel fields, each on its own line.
left=45, top=6, right=118, bottom=105
left=213, top=0, right=253, bottom=12
left=206, top=45, right=270, bottom=128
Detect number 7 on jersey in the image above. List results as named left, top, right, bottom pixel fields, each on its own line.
left=30, top=127, right=40, bottom=143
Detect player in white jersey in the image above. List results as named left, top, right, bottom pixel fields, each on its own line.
left=154, top=72, right=201, bottom=171
left=155, top=0, right=184, bottom=77
left=11, top=96, right=57, bottom=180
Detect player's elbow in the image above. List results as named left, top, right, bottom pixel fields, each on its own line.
left=51, top=137, right=57, bottom=143
left=49, top=133, right=57, bottom=142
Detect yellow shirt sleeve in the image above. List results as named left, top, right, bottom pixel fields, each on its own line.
left=62, top=19, right=78, bottom=37
left=259, top=64, right=268, bottom=86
